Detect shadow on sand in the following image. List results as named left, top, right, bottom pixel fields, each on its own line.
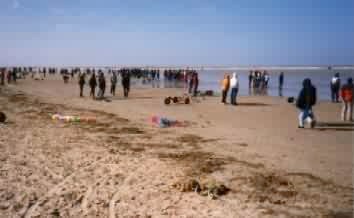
left=236, top=102, right=271, bottom=107
left=315, top=122, right=354, bottom=132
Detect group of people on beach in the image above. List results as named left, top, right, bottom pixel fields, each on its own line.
left=296, top=74, right=353, bottom=128
left=328, top=73, right=354, bottom=122
left=0, top=67, right=19, bottom=84
left=220, top=73, right=239, bottom=105
left=1, top=66, right=353, bottom=128
left=76, top=69, right=131, bottom=100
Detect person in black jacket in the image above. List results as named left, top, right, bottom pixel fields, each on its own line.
left=97, top=72, right=106, bottom=99
left=121, top=71, right=130, bottom=98
left=78, top=73, right=86, bottom=97
left=296, top=78, right=317, bottom=128
left=110, top=72, right=117, bottom=96
left=89, top=73, right=97, bottom=99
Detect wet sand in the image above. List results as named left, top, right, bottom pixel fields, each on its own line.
left=0, top=75, right=353, bottom=217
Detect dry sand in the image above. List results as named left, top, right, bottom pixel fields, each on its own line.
left=0, top=75, right=353, bottom=217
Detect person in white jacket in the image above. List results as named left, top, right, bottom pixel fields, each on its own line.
left=230, top=72, right=239, bottom=105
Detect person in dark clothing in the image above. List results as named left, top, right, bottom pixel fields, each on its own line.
left=188, top=73, right=193, bottom=94
left=7, top=70, right=11, bottom=84
left=110, top=72, right=117, bottom=96
left=89, top=73, right=97, bottom=99
left=97, top=72, right=106, bottom=99
left=340, top=78, right=354, bottom=121
left=279, top=72, right=284, bottom=97
left=192, top=72, right=199, bottom=97
left=122, top=71, right=130, bottom=98
left=0, top=69, right=5, bottom=85
left=78, top=73, right=85, bottom=97
left=330, top=72, right=341, bottom=102
left=12, top=70, right=17, bottom=83
left=296, top=78, right=317, bottom=128
left=248, top=71, right=253, bottom=88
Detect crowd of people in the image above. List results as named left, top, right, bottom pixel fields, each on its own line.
left=248, top=70, right=271, bottom=95
left=76, top=69, right=131, bottom=100
left=1, top=66, right=353, bottom=127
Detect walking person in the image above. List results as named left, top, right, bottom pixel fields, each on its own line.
left=97, top=72, right=106, bottom=99
left=340, top=78, right=353, bottom=121
left=89, top=73, right=97, bottom=99
left=230, top=72, right=239, bottom=105
left=296, top=78, right=317, bottom=128
left=122, top=71, right=130, bottom=98
left=110, top=72, right=117, bottom=96
left=221, top=74, right=230, bottom=104
left=78, top=73, right=86, bottom=97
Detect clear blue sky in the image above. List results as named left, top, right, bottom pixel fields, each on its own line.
left=1, top=0, right=353, bottom=66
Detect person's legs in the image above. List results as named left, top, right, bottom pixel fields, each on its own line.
left=331, top=87, right=335, bottom=102
left=80, top=85, right=83, bottom=97
left=342, top=102, right=348, bottom=121
left=112, top=85, right=116, bottom=96
left=298, top=110, right=305, bottom=127
left=336, top=90, right=340, bottom=102
left=230, top=88, right=235, bottom=105
left=348, top=102, right=353, bottom=121
left=235, top=88, right=239, bottom=105
left=222, top=90, right=226, bottom=103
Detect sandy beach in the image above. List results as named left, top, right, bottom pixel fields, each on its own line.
left=0, top=75, right=353, bottom=217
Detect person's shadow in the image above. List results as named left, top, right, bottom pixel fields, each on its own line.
left=315, top=122, right=354, bottom=131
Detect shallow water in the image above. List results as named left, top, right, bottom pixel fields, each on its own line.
left=155, top=69, right=354, bottom=100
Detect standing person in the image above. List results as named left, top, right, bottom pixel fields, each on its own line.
left=279, top=72, right=284, bottom=89
left=7, top=70, right=11, bottom=84
left=192, top=72, right=199, bottom=97
left=230, top=72, right=239, bottom=105
left=220, top=74, right=230, bottom=104
left=279, top=72, right=284, bottom=97
left=97, top=72, right=106, bottom=99
left=248, top=71, right=253, bottom=88
left=340, top=78, right=353, bottom=121
left=78, top=73, right=85, bottom=97
left=0, top=69, right=5, bottom=85
left=330, top=73, right=341, bottom=102
left=296, top=78, right=317, bottom=128
left=122, top=71, right=131, bottom=98
left=110, top=72, right=117, bottom=96
left=264, top=72, right=270, bottom=88
left=89, top=73, right=97, bottom=99
left=188, top=72, right=194, bottom=94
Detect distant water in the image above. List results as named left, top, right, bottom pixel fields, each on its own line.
left=157, top=69, right=354, bottom=100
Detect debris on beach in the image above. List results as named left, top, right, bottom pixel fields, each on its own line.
left=51, top=114, right=96, bottom=123
left=287, top=97, right=295, bottom=103
left=151, top=115, right=188, bottom=128
left=164, top=95, right=190, bottom=105
left=0, top=111, right=6, bottom=123
left=171, top=178, right=230, bottom=200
